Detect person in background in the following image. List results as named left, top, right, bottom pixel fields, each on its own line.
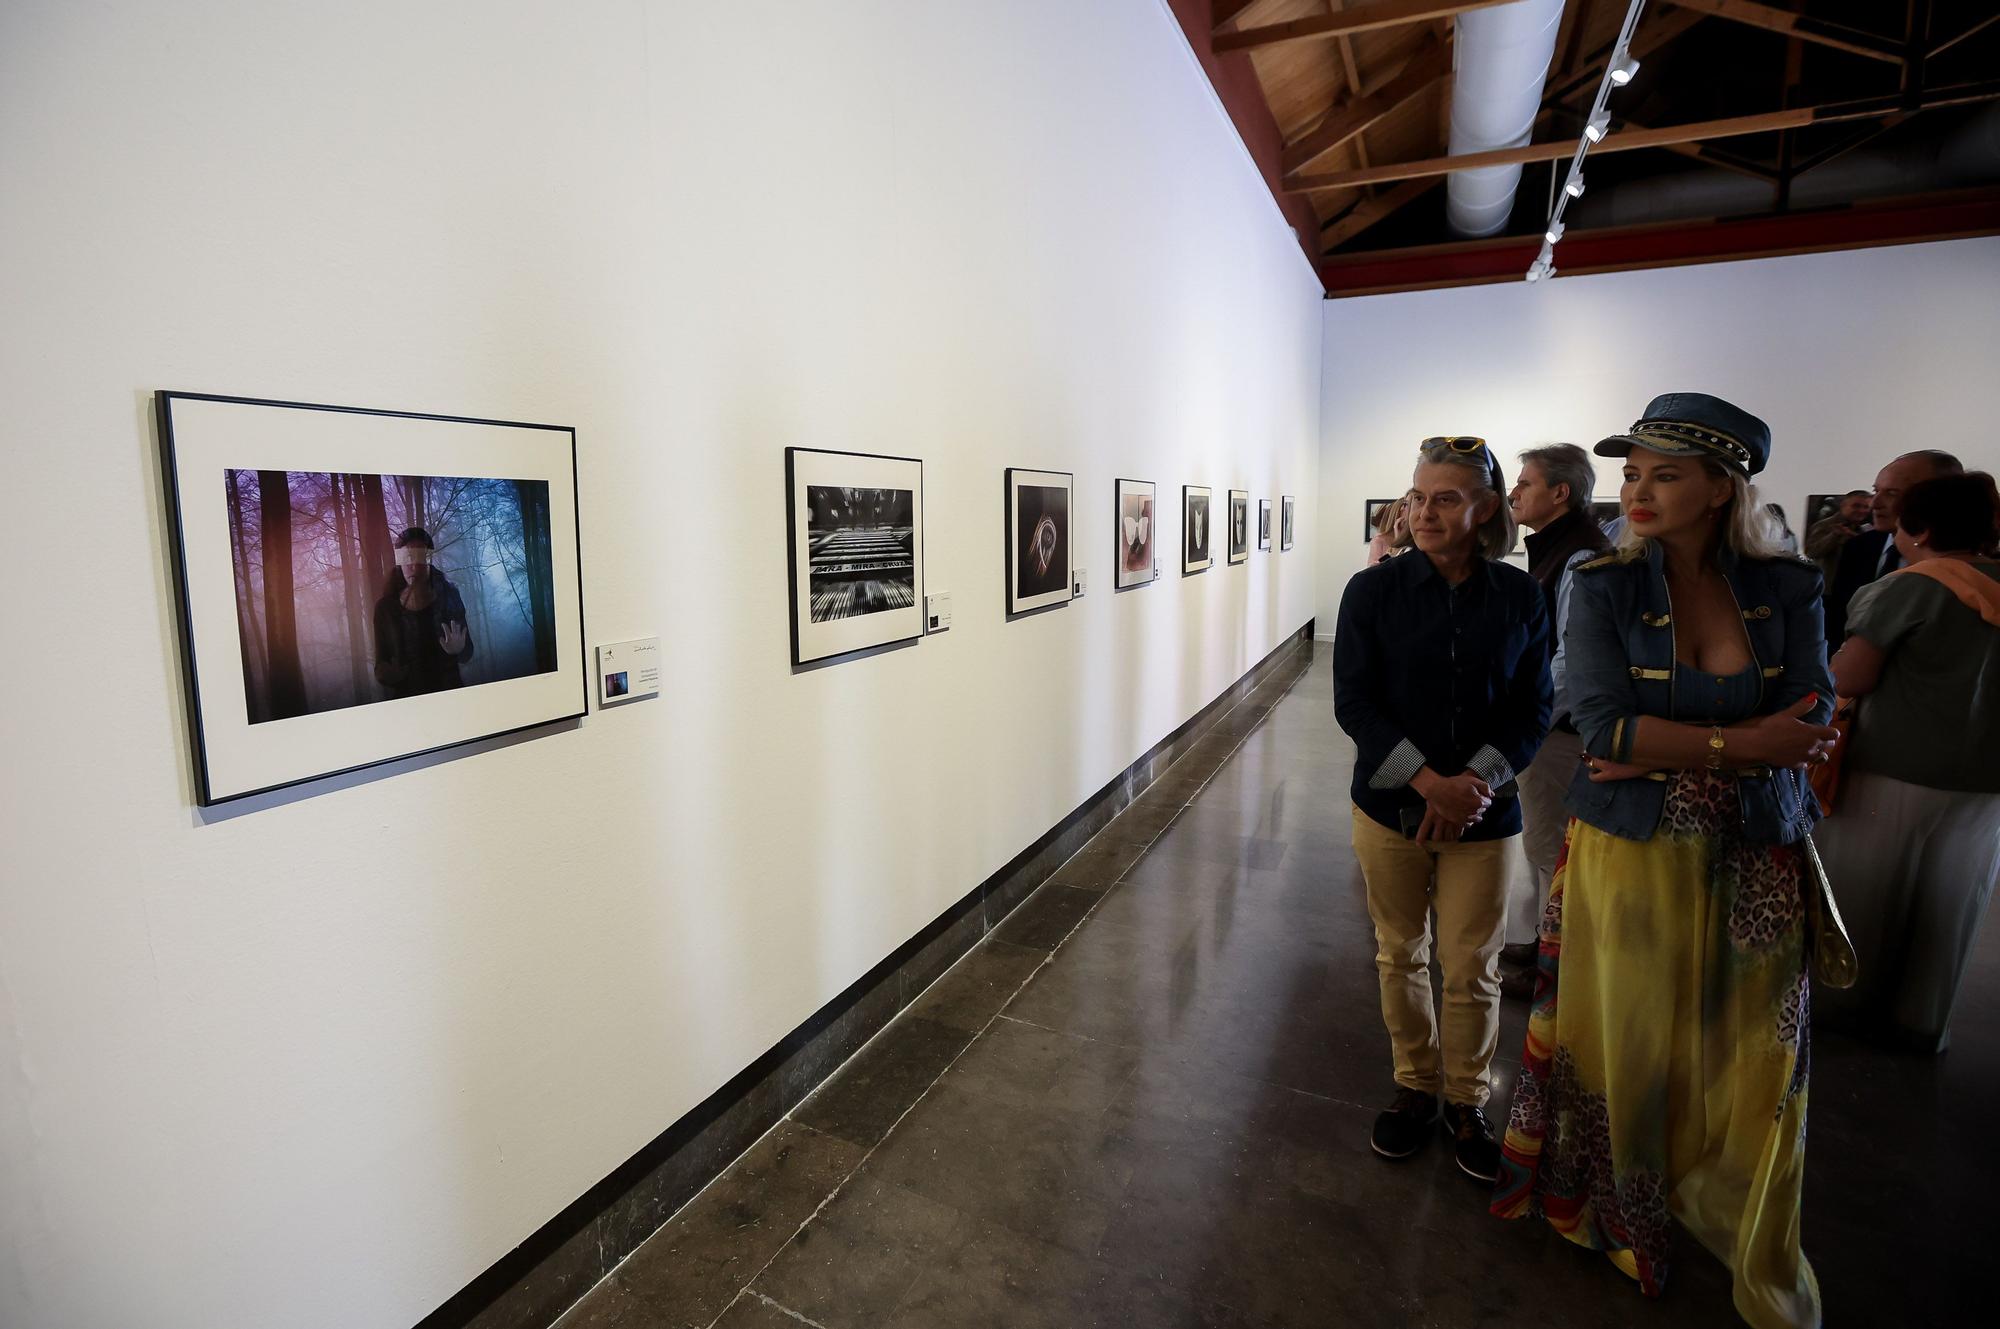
left=1806, top=490, right=1871, bottom=583
left=1490, top=393, right=1833, bottom=1329
left=1334, top=437, right=1550, bottom=1185
left=1499, top=444, right=1612, bottom=1001
left=1817, top=472, right=2000, bottom=1052
left=1760, top=498, right=1799, bottom=555
left=1367, top=490, right=1415, bottom=564
left=1826, top=450, right=1964, bottom=648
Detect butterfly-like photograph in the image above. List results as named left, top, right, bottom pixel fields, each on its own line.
left=1116, top=478, right=1156, bottom=589
left=1184, top=485, right=1213, bottom=575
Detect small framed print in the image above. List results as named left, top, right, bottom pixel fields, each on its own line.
left=1281, top=495, right=1296, bottom=550
left=1228, top=489, right=1250, bottom=565
left=1115, top=478, right=1156, bottom=590
left=1183, top=485, right=1213, bottom=574
left=1365, top=497, right=1400, bottom=541
left=786, top=447, right=925, bottom=667
left=1258, top=499, right=1272, bottom=551
left=156, top=390, right=587, bottom=805
left=1007, top=467, right=1074, bottom=615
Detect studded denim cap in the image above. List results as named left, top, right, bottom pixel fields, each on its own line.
left=1595, top=392, right=1770, bottom=477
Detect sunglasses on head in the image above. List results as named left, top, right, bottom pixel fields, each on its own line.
left=1419, top=435, right=1489, bottom=456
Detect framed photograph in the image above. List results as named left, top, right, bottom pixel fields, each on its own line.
left=1364, top=497, right=1400, bottom=541
left=1115, top=478, right=1157, bottom=590
left=786, top=448, right=925, bottom=667
left=1806, top=493, right=1858, bottom=528
left=156, top=391, right=586, bottom=806
left=1257, top=499, right=1272, bottom=551
left=1183, top=485, right=1213, bottom=574
left=1281, top=495, right=1295, bottom=551
left=1590, top=499, right=1622, bottom=530
left=1007, top=467, right=1074, bottom=615
left=1227, top=489, right=1250, bottom=564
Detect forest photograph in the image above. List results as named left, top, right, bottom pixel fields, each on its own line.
left=224, top=469, right=560, bottom=724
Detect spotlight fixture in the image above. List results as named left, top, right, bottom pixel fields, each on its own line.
left=1545, top=221, right=1566, bottom=245
left=1610, top=53, right=1640, bottom=86
left=1585, top=113, right=1611, bottom=144
left=1565, top=174, right=1586, bottom=198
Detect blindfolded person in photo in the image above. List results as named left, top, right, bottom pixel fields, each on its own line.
left=1489, top=393, right=1833, bottom=1329
left=374, top=526, right=475, bottom=699
left=1333, top=436, right=1552, bottom=1188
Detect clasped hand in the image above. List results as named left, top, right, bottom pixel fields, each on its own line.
left=1414, top=771, right=1491, bottom=846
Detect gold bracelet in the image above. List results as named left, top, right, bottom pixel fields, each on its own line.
left=1707, top=726, right=1726, bottom=770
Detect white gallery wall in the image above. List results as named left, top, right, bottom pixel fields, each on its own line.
left=0, top=4, right=1322, bottom=1327
left=1316, top=238, right=2000, bottom=630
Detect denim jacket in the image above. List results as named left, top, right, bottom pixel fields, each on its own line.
left=1563, top=542, right=1834, bottom=845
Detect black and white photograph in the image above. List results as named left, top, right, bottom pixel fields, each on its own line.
left=1007, top=467, right=1074, bottom=615
left=1258, top=498, right=1272, bottom=551
left=157, top=392, right=586, bottom=805
left=1591, top=499, right=1623, bottom=530
left=1228, top=489, right=1249, bottom=564
left=786, top=447, right=925, bottom=666
left=1115, top=478, right=1156, bottom=590
left=1184, top=485, right=1213, bottom=574
left=1281, top=495, right=1295, bottom=550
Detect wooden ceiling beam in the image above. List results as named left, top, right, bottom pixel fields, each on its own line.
left=1666, top=0, right=1904, bottom=65
left=1210, top=0, right=1268, bottom=33
left=1287, top=79, right=2000, bottom=191
left=1930, top=12, right=2000, bottom=61
left=1320, top=177, right=1445, bottom=249
left=1542, top=7, right=1707, bottom=108
left=1282, top=38, right=1453, bottom=179
left=1213, top=0, right=1509, bottom=53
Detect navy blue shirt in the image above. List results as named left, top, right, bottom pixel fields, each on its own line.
left=1332, top=550, right=1552, bottom=840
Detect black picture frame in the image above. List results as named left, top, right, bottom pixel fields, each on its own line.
left=156, top=390, right=588, bottom=806
left=1805, top=493, right=1859, bottom=529
left=1590, top=499, right=1622, bottom=530
left=1183, top=485, right=1213, bottom=574
left=1006, top=466, right=1075, bottom=616
left=1228, top=489, right=1250, bottom=565
left=1115, top=478, right=1158, bottom=590
left=1257, top=498, right=1271, bottom=551
left=1364, top=497, right=1399, bottom=541
left=785, top=446, right=926, bottom=668
left=1281, top=495, right=1295, bottom=551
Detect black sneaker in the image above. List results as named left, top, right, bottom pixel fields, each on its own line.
left=1370, top=1088, right=1440, bottom=1160
left=1443, top=1101, right=1501, bottom=1183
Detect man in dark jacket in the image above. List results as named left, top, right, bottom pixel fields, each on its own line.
left=1334, top=437, right=1551, bottom=1186
left=373, top=526, right=475, bottom=699
left=1826, top=450, right=1963, bottom=648
left=1498, top=445, right=1612, bottom=995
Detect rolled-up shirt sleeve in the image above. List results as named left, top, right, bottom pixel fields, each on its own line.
left=1334, top=572, right=1426, bottom=788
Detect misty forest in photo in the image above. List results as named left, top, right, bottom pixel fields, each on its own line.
left=224, top=470, right=559, bottom=723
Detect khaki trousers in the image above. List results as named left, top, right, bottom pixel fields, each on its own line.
left=1350, top=806, right=1513, bottom=1106
left=1510, top=728, right=1586, bottom=945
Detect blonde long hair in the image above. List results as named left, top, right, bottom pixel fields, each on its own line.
left=1615, top=461, right=1788, bottom=561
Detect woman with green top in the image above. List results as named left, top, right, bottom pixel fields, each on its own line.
left=1818, top=471, right=2000, bottom=1052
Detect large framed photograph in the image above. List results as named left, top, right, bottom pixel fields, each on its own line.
left=1806, top=492, right=1858, bottom=528
left=1281, top=495, right=1296, bottom=550
left=1258, top=499, right=1272, bottom=551
left=1115, top=478, right=1157, bottom=590
left=157, top=392, right=586, bottom=806
left=1183, top=485, right=1213, bottom=575
left=786, top=447, right=925, bottom=667
left=1228, top=489, right=1250, bottom=565
left=1007, top=467, right=1074, bottom=615
left=1590, top=499, right=1622, bottom=530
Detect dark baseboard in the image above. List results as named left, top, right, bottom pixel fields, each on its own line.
left=420, top=620, right=1317, bottom=1329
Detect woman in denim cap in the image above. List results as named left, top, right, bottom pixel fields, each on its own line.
left=1490, top=393, right=1836, bottom=1329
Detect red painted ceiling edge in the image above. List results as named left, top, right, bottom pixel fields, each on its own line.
left=1164, top=0, right=1328, bottom=288
left=1318, top=191, right=2000, bottom=296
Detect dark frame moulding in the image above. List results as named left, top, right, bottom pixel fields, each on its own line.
left=784, top=445, right=927, bottom=668
left=155, top=391, right=590, bottom=807
left=420, top=621, right=1318, bottom=1329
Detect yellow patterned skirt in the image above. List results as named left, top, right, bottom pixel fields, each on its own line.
left=1490, top=769, right=1821, bottom=1329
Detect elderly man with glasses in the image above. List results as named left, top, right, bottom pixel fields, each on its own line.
left=1333, top=436, right=1552, bottom=1184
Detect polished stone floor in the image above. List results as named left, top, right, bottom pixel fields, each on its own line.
left=562, top=654, right=1989, bottom=1328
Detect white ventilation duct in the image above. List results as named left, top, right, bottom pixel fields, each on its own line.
left=1445, top=0, right=1566, bottom=237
